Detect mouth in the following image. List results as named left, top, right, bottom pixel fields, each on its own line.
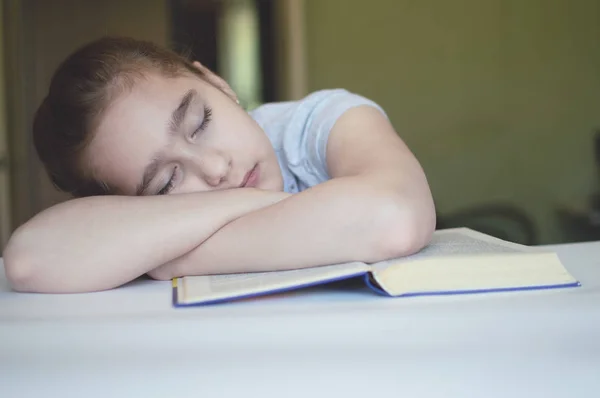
left=240, top=164, right=260, bottom=188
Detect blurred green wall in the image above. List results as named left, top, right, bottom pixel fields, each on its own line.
left=305, top=0, right=600, bottom=243
left=0, top=0, right=11, bottom=248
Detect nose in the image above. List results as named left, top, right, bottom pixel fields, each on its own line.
left=195, top=147, right=232, bottom=188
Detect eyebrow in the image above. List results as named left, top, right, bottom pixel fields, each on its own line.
left=135, top=89, right=196, bottom=195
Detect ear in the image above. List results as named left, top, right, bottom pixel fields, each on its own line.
left=191, top=61, right=240, bottom=105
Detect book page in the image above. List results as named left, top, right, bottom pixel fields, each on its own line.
left=371, top=228, right=539, bottom=271
left=375, top=251, right=579, bottom=296
left=178, top=262, right=369, bottom=305
left=369, top=228, right=579, bottom=296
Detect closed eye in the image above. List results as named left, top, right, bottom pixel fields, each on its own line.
left=157, top=166, right=179, bottom=195
left=191, top=105, right=213, bottom=139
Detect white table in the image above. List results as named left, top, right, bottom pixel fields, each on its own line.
left=1, top=241, right=599, bottom=398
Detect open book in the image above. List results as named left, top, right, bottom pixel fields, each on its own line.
left=172, top=228, right=580, bottom=306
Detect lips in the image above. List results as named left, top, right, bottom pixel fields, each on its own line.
left=240, top=164, right=260, bottom=188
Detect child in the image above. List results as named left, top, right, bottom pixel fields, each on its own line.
left=3, top=37, right=436, bottom=293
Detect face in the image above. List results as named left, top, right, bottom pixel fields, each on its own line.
left=86, top=68, right=283, bottom=196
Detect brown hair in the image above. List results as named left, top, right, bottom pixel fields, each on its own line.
left=33, top=36, right=203, bottom=197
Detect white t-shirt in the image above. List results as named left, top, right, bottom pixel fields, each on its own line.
left=249, top=89, right=387, bottom=193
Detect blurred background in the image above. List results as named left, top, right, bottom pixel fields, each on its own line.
left=0, top=0, right=599, bottom=252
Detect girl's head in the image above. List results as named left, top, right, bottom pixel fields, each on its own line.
left=33, top=36, right=283, bottom=197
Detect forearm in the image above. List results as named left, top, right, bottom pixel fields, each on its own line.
left=3, top=188, right=287, bottom=293
left=159, top=175, right=434, bottom=278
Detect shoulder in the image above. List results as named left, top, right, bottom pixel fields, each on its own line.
left=249, top=89, right=388, bottom=192
left=250, top=89, right=386, bottom=128
left=249, top=89, right=387, bottom=151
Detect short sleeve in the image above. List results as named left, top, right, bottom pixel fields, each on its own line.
left=280, top=89, right=388, bottom=190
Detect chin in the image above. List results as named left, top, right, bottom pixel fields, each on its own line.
left=260, top=181, right=284, bottom=192
left=259, top=163, right=284, bottom=192
left=270, top=174, right=285, bottom=192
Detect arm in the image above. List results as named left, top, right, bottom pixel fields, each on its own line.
left=3, top=188, right=289, bottom=293
left=149, top=105, right=436, bottom=279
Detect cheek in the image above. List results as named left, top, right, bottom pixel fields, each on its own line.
left=224, top=117, right=269, bottom=152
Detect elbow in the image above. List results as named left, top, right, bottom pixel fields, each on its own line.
left=365, top=193, right=436, bottom=262
left=3, top=230, right=37, bottom=292
left=2, top=226, right=46, bottom=292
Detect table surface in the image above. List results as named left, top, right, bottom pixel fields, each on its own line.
left=1, top=241, right=600, bottom=398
